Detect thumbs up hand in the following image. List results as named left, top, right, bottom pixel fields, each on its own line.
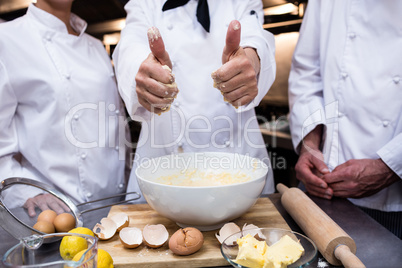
left=135, top=27, right=178, bottom=114
left=212, top=20, right=261, bottom=108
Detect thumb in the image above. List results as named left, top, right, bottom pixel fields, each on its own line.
left=222, top=20, right=241, bottom=64
left=147, top=27, right=172, bottom=68
left=310, top=154, right=330, bottom=175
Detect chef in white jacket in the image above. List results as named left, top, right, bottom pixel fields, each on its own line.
left=113, top=0, right=276, bottom=202
left=0, top=0, right=128, bottom=215
left=289, top=0, right=402, bottom=238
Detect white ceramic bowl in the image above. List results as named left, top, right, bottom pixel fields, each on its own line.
left=136, top=152, right=268, bottom=231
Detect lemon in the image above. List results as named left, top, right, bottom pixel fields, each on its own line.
left=72, top=249, right=87, bottom=262
left=60, top=227, right=95, bottom=260
left=97, top=249, right=114, bottom=268
left=69, top=227, right=95, bottom=237
left=60, top=235, right=88, bottom=260
left=72, top=248, right=113, bottom=268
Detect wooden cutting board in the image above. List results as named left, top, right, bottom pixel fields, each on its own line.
left=99, top=198, right=290, bottom=268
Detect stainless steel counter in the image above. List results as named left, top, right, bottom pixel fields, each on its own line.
left=1, top=193, right=401, bottom=267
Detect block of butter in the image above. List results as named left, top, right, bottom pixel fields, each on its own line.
left=234, top=234, right=304, bottom=268
left=235, top=234, right=268, bottom=268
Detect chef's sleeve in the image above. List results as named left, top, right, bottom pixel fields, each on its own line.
left=0, top=60, right=24, bottom=178
left=377, top=134, right=402, bottom=179
left=0, top=60, right=43, bottom=208
left=236, top=0, right=276, bottom=113
left=112, top=1, right=152, bottom=122
left=288, top=0, right=326, bottom=153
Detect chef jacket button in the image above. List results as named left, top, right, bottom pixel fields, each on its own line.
left=65, top=74, right=71, bottom=80
left=348, top=32, right=356, bottom=39
left=108, top=104, right=116, bottom=111
left=393, top=76, right=400, bottom=84
left=174, top=102, right=180, bottom=107
left=338, top=112, right=344, bottom=118
left=341, top=72, right=348, bottom=79
left=178, top=142, right=183, bottom=147
left=167, top=24, right=173, bottom=30
left=115, top=109, right=120, bottom=115
left=110, top=72, right=115, bottom=77
left=45, top=36, right=52, bottom=42
left=383, top=120, right=390, bottom=127
left=224, top=140, right=231, bottom=147
left=74, top=114, right=79, bottom=120
left=115, top=146, right=119, bottom=151
left=86, top=192, right=92, bottom=198
left=81, top=153, right=87, bottom=159
left=118, top=183, right=124, bottom=189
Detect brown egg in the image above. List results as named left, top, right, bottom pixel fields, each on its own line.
left=53, top=213, right=76, bottom=232
left=169, top=227, right=204, bottom=255
left=33, top=221, right=55, bottom=234
left=37, top=210, right=57, bottom=224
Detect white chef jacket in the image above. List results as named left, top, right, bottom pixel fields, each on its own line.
left=0, top=4, right=127, bottom=205
left=288, top=0, right=402, bottom=212
left=113, top=0, right=276, bottom=202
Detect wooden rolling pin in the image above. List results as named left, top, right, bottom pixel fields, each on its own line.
left=277, top=183, right=365, bottom=268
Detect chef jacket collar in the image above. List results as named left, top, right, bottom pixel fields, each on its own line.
left=27, top=3, right=87, bottom=37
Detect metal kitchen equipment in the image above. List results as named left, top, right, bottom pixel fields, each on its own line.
left=2, top=232, right=98, bottom=268
left=0, top=177, right=140, bottom=243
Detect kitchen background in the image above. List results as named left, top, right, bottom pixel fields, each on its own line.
left=0, top=0, right=307, bottom=189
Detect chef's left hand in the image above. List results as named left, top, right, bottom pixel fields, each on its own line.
left=24, top=193, right=70, bottom=217
left=322, top=158, right=399, bottom=198
left=212, top=20, right=260, bottom=108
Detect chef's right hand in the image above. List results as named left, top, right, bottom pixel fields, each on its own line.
left=294, top=125, right=332, bottom=199
left=135, top=27, right=178, bottom=114
left=24, top=193, right=70, bottom=217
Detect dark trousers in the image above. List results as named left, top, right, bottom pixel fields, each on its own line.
left=359, top=206, right=402, bottom=239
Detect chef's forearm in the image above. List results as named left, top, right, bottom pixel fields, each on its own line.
left=299, top=124, right=324, bottom=154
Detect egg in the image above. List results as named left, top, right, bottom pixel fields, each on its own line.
left=53, top=213, right=76, bottom=232
left=169, top=227, right=204, bottom=255
left=33, top=220, right=55, bottom=234
left=37, top=210, right=57, bottom=224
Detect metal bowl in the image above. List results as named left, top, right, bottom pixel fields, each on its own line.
left=0, top=177, right=140, bottom=243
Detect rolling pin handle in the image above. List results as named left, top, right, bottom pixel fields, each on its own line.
left=334, top=244, right=366, bottom=268
left=276, top=183, right=289, bottom=194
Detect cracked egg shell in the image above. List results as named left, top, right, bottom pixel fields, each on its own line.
left=93, top=217, right=117, bottom=240
left=242, top=223, right=266, bottom=240
left=109, top=212, right=129, bottom=232
left=169, top=227, right=204, bottom=256
left=143, top=224, right=169, bottom=248
left=215, top=222, right=241, bottom=245
left=119, top=227, right=143, bottom=249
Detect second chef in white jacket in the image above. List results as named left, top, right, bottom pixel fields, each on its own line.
left=0, top=0, right=128, bottom=214
left=113, top=0, right=276, bottom=202
left=288, top=0, right=402, bottom=237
